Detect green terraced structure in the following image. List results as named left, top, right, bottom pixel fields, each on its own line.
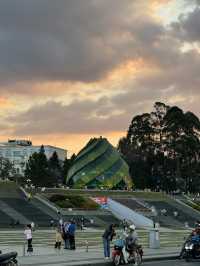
left=66, top=137, right=132, bottom=189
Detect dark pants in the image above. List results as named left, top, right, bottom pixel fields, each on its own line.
left=64, top=238, right=70, bottom=249
left=103, top=238, right=110, bottom=258
left=55, top=241, right=61, bottom=249
left=69, top=235, right=75, bottom=250
left=27, top=238, right=33, bottom=252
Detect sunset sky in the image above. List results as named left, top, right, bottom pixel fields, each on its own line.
left=0, top=0, right=200, bottom=155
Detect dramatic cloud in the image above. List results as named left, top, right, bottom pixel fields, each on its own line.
left=7, top=99, right=131, bottom=135
left=171, top=7, right=200, bottom=42
left=0, top=0, right=167, bottom=88
left=0, top=0, right=199, bottom=152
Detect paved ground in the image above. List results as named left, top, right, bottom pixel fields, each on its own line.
left=1, top=247, right=179, bottom=266
left=0, top=228, right=190, bottom=250
left=144, top=259, right=199, bottom=266
left=0, top=228, right=189, bottom=266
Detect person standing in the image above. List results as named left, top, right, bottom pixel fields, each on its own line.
left=24, top=224, right=33, bottom=253
left=102, top=224, right=116, bottom=259
left=50, top=219, right=54, bottom=228
left=81, top=217, right=84, bottom=231
left=63, top=221, right=70, bottom=249
left=68, top=220, right=76, bottom=250
left=31, top=222, right=35, bottom=231
left=55, top=226, right=62, bottom=249
left=122, top=219, right=128, bottom=231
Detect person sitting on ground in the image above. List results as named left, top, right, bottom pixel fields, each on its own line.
left=123, top=224, right=138, bottom=264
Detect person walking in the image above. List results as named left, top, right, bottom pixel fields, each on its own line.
left=102, top=224, right=116, bottom=259
left=68, top=220, right=76, bottom=250
left=24, top=224, right=33, bottom=254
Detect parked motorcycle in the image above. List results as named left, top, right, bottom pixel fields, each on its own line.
left=0, top=252, right=18, bottom=266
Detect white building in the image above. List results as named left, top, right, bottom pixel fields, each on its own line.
left=0, top=139, right=67, bottom=176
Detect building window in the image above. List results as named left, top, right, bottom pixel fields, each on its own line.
left=13, top=151, right=22, bottom=157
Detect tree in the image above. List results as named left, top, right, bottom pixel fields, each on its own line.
left=118, top=102, right=200, bottom=192
left=48, top=151, right=62, bottom=183
left=63, top=154, right=76, bottom=186
left=0, top=157, right=16, bottom=179
left=25, top=145, right=54, bottom=187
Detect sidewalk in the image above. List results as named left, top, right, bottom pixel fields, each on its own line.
left=6, top=246, right=180, bottom=266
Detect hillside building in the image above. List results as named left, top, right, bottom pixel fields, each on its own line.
left=0, top=139, right=67, bottom=176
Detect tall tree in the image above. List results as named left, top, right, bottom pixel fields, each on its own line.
left=48, top=151, right=62, bottom=183
left=118, top=102, right=200, bottom=192
left=63, top=154, right=76, bottom=186
left=25, top=145, right=54, bottom=187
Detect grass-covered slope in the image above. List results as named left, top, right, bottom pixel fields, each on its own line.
left=67, top=137, right=132, bottom=189
left=0, top=181, right=21, bottom=198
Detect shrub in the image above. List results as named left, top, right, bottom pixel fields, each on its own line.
left=49, top=194, right=66, bottom=202
left=48, top=194, right=99, bottom=210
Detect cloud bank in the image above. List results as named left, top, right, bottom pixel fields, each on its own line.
left=0, top=0, right=199, bottom=150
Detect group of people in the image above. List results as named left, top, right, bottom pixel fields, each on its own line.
left=102, top=222, right=139, bottom=263
left=55, top=220, right=76, bottom=250
left=24, top=219, right=76, bottom=253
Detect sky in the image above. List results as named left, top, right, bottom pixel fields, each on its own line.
left=0, top=0, right=200, bottom=155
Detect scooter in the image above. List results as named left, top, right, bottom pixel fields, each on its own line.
left=112, top=240, right=143, bottom=266
left=126, top=245, right=143, bottom=265
left=112, top=239, right=125, bottom=266
left=0, top=252, right=18, bottom=266
left=183, top=240, right=200, bottom=261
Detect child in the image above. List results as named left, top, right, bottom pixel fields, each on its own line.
left=55, top=226, right=62, bottom=249
left=24, top=224, right=33, bottom=253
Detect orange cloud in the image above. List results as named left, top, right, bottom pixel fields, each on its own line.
left=0, top=97, right=13, bottom=108
left=3, top=131, right=125, bottom=155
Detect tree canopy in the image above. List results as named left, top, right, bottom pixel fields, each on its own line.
left=25, top=145, right=55, bottom=187
left=118, top=102, right=200, bottom=193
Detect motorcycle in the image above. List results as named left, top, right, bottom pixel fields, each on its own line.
left=112, top=239, right=125, bottom=266
left=0, top=252, right=18, bottom=266
left=126, top=245, right=143, bottom=265
left=112, top=239, right=143, bottom=266
left=180, top=238, right=200, bottom=261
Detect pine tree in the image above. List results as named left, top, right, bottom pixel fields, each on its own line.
left=48, top=151, right=62, bottom=183
left=25, top=145, right=53, bottom=187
